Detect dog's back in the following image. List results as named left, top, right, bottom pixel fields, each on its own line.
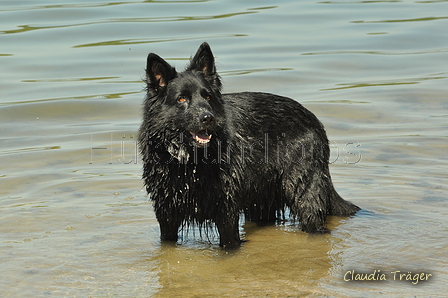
left=223, top=92, right=359, bottom=229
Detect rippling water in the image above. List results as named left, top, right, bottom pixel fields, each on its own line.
left=1, top=0, right=447, bottom=297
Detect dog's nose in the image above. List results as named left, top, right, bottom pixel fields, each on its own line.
left=200, top=112, right=215, bottom=125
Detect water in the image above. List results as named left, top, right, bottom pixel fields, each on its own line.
left=1, top=0, right=447, bottom=297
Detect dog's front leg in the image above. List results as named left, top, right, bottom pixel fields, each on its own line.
left=154, top=204, right=182, bottom=242
left=215, top=211, right=241, bottom=249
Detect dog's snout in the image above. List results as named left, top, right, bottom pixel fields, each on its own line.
left=200, top=112, right=215, bottom=125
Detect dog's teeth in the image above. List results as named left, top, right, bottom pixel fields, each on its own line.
left=195, top=134, right=211, bottom=144
left=190, top=131, right=211, bottom=144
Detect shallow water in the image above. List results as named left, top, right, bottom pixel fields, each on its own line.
left=1, top=0, right=447, bottom=297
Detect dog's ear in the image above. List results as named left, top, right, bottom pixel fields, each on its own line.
left=146, top=53, right=176, bottom=92
left=188, top=42, right=222, bottom=91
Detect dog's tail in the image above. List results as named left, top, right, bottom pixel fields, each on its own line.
left=329, top=185, right=360, bottom=216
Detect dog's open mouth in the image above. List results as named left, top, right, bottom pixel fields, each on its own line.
left=190, top=131, right=212, bottom=145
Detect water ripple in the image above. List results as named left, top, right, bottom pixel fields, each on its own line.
left=302, top=48, right=448, bottom=56
left=352, top=16, right=448, bottom=23
left=1, top=12, right=256, bottom=35
left=74, top=34, right=247, bottom=48
left=0, top=0, right=211, bottom=12
left=321, top=73, right=447, bottom=91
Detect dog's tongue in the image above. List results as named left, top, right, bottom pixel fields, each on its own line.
left=190, top=131, right=212, bottom=144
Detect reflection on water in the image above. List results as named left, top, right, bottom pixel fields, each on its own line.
left=352, top=16, right=448, bottom=23
left=321, top=73, right=447, bottom=90
left=73, top=34, right=248, bottom=48
left=152, top=226, right=333, bottom=297
left=1, top=0, right=447, bottom=297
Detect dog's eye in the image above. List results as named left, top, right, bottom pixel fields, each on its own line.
left=202, top=92, right=211, bottom=100
left=178, top=96, right=187, bottom=103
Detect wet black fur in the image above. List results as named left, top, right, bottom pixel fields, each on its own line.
left=139, top=42, right=360, bottom=248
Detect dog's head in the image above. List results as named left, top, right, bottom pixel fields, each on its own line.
left=144, top=43, right=227, bottom=155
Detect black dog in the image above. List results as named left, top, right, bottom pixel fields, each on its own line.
left=139, top=42, right=360, bottom=248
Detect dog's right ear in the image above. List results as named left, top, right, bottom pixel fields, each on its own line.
left=146, top=53, right=176, bottom=92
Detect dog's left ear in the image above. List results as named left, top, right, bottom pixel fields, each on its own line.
left=188, top=42, right=222, bottom=91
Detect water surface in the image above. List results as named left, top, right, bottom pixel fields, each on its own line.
left=1, top=0, right=447, bottom=297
